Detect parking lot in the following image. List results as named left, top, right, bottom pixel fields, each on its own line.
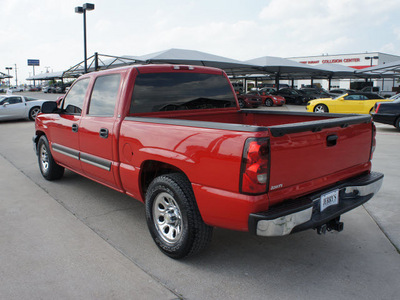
left=1, top=92, right=400, bottom=299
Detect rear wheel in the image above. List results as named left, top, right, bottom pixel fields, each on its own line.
left=37, top=136, right=64, bottom=180
left=314, top=104, right=329, bottom=113
left=145, top=173, right=213, bottom=259
left=238, top=98, right=245, bottom=108
left=29, top=106, right=41, bottom=121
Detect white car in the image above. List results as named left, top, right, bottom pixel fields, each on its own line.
left=0, top=95, right=49, bottom=121
left=8, top=86, right=24, bottom=92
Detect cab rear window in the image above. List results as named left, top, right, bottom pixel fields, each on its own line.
left=130, top=72, right=236, bottom=114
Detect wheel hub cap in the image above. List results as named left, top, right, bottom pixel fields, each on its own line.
left=40, top=144, right=49, bottom=171
left=153, top=192, right=183, bottom=244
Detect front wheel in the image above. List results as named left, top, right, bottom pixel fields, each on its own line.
left=37, top=136, right=64, bottom=180
left=314, top=104, right=329, bottom=113
left=265, top=98, right=273, bottom=107
left=145, top=173, right=213, bottom=259
left=238, top=98, right=245, bottom=108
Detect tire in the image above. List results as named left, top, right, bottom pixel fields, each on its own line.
left=29, top=106, right=41, bottom=121
left=314, top=104, right=329, bottom=113
left=265, top=98, right=273, bottom=107
left=238, top=98, right=245, bottom=108
left=37, top=136, right=64, bottom=180
left=395, top=117, right=400, bottom=130
left=145, top=173, right=213, bottom=259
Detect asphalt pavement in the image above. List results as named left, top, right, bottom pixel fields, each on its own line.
left=0, top=94, right=399, bottom=299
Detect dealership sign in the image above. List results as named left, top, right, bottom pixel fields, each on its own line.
left=299, top=58, right=361, bottom=64
left=27, top=59, right=40, bottom=66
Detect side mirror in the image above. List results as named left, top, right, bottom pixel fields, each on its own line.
left=41, top=101, right=58, bottom=114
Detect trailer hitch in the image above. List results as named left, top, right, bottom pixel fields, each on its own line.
left=316, top=217, right=344, bottom=235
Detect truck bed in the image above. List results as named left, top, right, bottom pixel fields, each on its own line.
left=124, top=109, right=373, bottom=228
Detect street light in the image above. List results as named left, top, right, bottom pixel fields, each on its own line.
left=5, top=67, right=12, bottom=87
left=365, top=56, right=379, bottom=67
left=75, top=3, right=95, bottom=73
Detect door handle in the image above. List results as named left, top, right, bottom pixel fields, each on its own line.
left=326, top=135, right=338, bottom=147
left=72, top=123, right=79, bottom=132
left=99, top=128, right=109, bottom=139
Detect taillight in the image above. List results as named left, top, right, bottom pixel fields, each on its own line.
left=240, top=138, right=270, bottom=194
left=374, top=103, right=381, bottom=113
left=370, top=122, right=376, bottom=160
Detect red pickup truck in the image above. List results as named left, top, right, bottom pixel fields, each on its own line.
left=34, top=64, right=383, bottom=258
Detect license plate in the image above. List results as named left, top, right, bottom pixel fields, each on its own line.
left=320, top=189, right=339, bottom=212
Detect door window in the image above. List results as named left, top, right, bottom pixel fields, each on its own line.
left=87, top=74, right=121, bottom=116
left=62, top=79, right=90, bottom=115
left=4, top=97, right=23, bottom=104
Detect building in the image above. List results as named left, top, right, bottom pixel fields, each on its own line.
left=287, top=52, right=400, bottom=92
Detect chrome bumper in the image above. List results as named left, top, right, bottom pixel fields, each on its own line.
left=248, top=172, right=384, bottom=236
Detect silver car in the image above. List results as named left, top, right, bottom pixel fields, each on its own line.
left=0, top=95, right=49, bottom=121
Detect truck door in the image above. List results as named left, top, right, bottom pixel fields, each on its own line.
left=49, top=78, right=90, bottom=172
left=0, top=96, right=26, bottom=120
left=78, top=73, right=122, bottom=188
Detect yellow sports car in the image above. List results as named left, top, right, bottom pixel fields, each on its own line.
left=306, top=92, right=393, bottom=114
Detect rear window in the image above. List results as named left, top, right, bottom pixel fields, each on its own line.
left=130, top=72, right=236, bottom=114
left=25, top=97, right=38, bottom=102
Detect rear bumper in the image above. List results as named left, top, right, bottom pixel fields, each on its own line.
left=248, top=172, right=384, bottom=236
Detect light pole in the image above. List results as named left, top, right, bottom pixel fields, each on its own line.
left=5, top=67, right=12, bottom=87
left=75, top=3, right=95, bottom=74
left=14, top=64, right=18, bottom=87
left=364, top=56, right=379, bottom=90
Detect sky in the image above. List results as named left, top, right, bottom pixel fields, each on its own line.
left=2, top=0, right=400, bottom=85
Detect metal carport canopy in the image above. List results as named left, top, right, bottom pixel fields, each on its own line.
left=0, top=72, right=13, bottom=79
left=245, top=56, right=330, bottom=76
left=244, top=56, right=332, bottom=88
left=355, top=60, right=400, bottom=76
left=136, top=48, right=263, bottom=75
left=26, top=71, right=65, bottom=81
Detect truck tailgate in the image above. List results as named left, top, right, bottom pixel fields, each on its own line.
left=267, top=115, right=373, bottom=204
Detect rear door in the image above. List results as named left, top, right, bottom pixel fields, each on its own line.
left=78, top=73, right=122, bottom=188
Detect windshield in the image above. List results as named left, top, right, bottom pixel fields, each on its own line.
left=390, top=94, right=400, bottom=100
left=333, top=94, right=346, bottom=100
left=130, top=72, right=236, bottom=113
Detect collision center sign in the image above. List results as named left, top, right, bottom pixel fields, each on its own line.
left=27, top=59, right=40, bottom=66
left=299, top=58, right=361, bottom=64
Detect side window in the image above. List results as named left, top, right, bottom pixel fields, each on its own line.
left=344, top=95, right=356, bottom=100
left=87, top=74, right=121, bottom=116
left=63, top=78, right=90, bottom=115
left=8, top=97, right=23, bottom=104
